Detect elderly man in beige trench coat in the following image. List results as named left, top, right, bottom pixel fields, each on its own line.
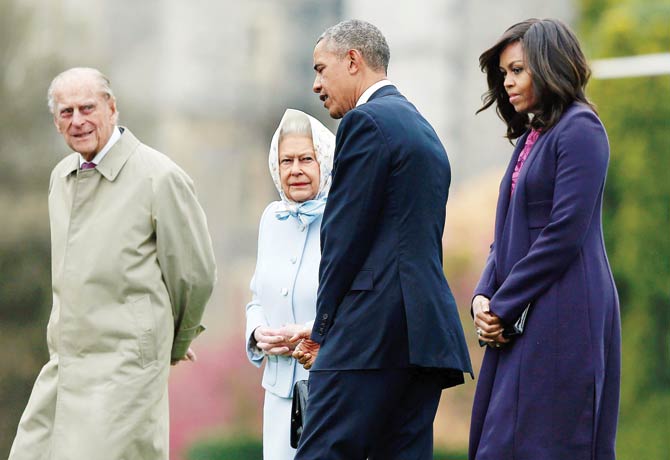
left=8, top=67, right=217, bottom=460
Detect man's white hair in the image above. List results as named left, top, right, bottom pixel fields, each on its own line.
left=47, top=67, right=115, bottom=114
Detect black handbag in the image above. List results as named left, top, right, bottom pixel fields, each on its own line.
left=479, top=302, right=531, bottom=347
left=290, top=379, right=309, bottom=448
left=502, top=302, right=531, bottom=338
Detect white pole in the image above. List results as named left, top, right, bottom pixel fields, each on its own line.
left=591, top=53, right=670, bottom=79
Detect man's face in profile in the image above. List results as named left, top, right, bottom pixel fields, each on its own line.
left=312, top=40, right=357, bottom=119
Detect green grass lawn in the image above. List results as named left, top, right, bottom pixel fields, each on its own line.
left=188, top=437, right=467, bottom=459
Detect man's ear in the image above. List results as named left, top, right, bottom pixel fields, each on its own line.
left=108, top=97, right=119, bottom=125
left=347, top=49, right=364, bottom=75
left=53, top=116, right=62, bottom=133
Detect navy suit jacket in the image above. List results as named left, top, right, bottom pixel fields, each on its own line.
left=311, top=85, right=472, bottom=385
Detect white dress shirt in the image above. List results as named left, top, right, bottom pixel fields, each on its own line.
left=356, top=79, right=394, bottom=106
left=78, top=126, right=122, bottom=166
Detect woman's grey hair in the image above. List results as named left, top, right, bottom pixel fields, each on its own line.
left=318, top=19, right=390, bottom=73
left=278, top=110, right=313, bottom=144
left=47, top=67, right=115, bottom=114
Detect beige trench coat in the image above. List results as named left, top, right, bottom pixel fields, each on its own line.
left=9, top=128, right=216, bottom=460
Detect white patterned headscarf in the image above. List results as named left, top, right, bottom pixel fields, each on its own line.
left=268, top=109, right=335, bottom=227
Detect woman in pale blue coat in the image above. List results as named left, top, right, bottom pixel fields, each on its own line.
left=246, top=109, right=335, bottom=460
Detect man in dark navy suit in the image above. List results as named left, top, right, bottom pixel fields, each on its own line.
left=292, top=19, right=472, bottom=460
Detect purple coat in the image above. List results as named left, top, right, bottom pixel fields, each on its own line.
left=469, top=103, right=621, bottom=460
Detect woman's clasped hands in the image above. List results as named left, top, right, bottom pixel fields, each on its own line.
left=254, top=324, right=319, bottom=368
left=253, top=324, right=306, bottom=356
left=472, top=295, right=510, bottom=349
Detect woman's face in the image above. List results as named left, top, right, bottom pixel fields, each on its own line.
left=278, top=134, right=320, bottom=202
left=499, top=41, right=537, bottom=114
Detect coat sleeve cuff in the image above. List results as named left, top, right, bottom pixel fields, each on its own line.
left=246, top=330, right=265, bottom=367
left=171, top=324, right=206, bottom=360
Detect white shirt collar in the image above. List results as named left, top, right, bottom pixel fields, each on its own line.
left=79, top=126, right=122, bottom=166
left=356, top=80, right=393, bottom=107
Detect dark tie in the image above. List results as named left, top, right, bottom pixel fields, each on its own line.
left=81, top=162, right=96, bottom=170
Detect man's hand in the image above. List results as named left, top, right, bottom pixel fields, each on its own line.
left=286, top=326, right=320, bottom=369
left=292, top=337, right=320, bottom=370
left=171, top=347, right=197, bottom=366
left=472, top=295, right=509, bottom=346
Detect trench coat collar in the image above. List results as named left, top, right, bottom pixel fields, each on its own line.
left=59, top=126, right=139, bottom=181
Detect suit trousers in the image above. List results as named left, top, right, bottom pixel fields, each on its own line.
left=294, top=368, right=443, bottom=460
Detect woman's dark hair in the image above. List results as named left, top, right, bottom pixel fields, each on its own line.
left=477, top=18, right=596, bottom=141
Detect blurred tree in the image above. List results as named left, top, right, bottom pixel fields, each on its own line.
left=580, top=1, right=670, bottom=458
left=0, top=0, right=63, bottom=455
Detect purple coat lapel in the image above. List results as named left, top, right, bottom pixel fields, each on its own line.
left=494, top=130, right=550, bottom=281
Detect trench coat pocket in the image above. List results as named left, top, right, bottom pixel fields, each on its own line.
left=527, top=200, right=552, bottom=228
left=129, top=295, right=158, bottom=367
left=350, top=269, right=374, bottom=291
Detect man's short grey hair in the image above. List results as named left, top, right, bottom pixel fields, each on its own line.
left=318, top=19, right=390, bottom=73
left=279, top=109, right=313, bottom=144
left=47, top=67, right=115, bottom=114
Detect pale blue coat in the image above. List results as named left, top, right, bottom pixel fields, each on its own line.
left=245, top=201, right=321, bottom=398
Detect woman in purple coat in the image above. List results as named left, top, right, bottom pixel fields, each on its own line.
left=469, top=19, right=621, bottom=460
